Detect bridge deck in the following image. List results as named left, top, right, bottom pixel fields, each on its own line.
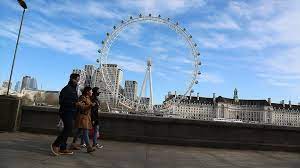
left=0, top=132, right=299, bottom=168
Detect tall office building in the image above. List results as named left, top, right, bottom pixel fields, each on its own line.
left=14, top=81, right=21, bottom=92
left=92, top=68, right=102, bottom=88
left=98, top=64, right=123, bottom=106
left=119, top=85, right=124, bottom=96
left=124, top=80, right=138, bottom=101
left=21, top=76, right=31, bottom=90
left=29, top=78, right=38, bottom=90
left=84, top=65, right=95, bottom=87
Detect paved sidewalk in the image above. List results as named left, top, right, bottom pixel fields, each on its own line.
left=0, top=132, right=300, bottom=168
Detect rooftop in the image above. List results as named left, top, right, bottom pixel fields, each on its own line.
left=1, top=132, right=300, bottom=168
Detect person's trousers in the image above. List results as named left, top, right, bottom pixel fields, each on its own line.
left=93, top=124, right=99, bottom=145
left=53, top=114, right=73, bottom=150
left=73, top=128, right=90, bottom=146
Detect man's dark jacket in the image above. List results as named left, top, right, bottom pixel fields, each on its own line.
left=59, top=81, right=78, bottom=118
left=91, top=95, right=100, bottom=125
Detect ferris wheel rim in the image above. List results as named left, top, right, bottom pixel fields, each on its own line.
left=98, top=14, right=201, bottom=111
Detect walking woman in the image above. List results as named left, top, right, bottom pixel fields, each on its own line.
left=71, top=86, right=95, bottom=153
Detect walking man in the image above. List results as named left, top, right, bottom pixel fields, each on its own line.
left=51, top=73, right=80, bottom=155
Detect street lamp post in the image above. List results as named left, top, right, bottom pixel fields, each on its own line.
left=6, top=0, right=27, bottom=95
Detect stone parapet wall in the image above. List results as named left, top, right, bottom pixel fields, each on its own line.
left=20, top=105, right=300, bottom=152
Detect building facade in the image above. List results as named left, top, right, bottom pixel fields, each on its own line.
left=124, top=80, right=138, bottom=101
left=271, top=101, right=300, bottom=127
left=21, top=76, right=31, bottom=90
left=84, top=65, right=95, bottom=87
left=96, top=64, right=123, bottom=106
left=29, top=78, right=38, bottom=90
left=14, top=81, right=21, bottom=92
left=72, top=69, right=86, bottom=94
left=92, top=68, right=101, bottom=88
left=164, top=89, right=300, bottom=127
left=20, top=76, right=38, bottom=91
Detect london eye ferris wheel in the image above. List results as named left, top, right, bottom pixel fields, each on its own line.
left=96, top=14, right=201, bottom=112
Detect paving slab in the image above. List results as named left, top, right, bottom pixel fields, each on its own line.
left=0, top=132, right=300, bottom=168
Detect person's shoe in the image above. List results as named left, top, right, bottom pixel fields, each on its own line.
left=80, top=143, right=87, bottom=148
left=87, top=146, right=95, bottom=153
left=69, top=143, right=80, bottom=150
left=51, top=144, right=60, bottom=156
left=93, top=144, right=103, bottom=149
left=59, top=149, right=74, bottom=155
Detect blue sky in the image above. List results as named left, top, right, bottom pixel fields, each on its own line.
left=1, top=0, right=300, bottom=104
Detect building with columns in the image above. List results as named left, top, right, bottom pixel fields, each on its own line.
left=271, top=101, right=300, bottom=127
left=164, top=89, right=300, bottom=127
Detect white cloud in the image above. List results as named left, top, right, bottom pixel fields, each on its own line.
left=264, top=47, right=300, bottom=76
left=190, top=14, right=240, bottom=30
left=196, top=33, right=273, bottom=50
left=230, top=0, right=300, bottom=46
left=117, top=24, right=144, bottom=48
left=256, top=47, right=300, bottom=89
left=112, top=55, right=146, bottom=73
left=191, top=0, right=300, bottom=52
left=249, top=1, right=300, bottom=87
left=156, top=72, right=172, bottom=80
left=228, top=1, right=279, bottom=19
left=153, top=46, right=168, bottom=53
left=120, top=0, right=206, bottom=15
left=30, top=1, right=121, bottom=20
left=266, top=79, right=295, bottom=87
left=0, top=18, right=99, bottom=60
left=200, top=73, right=224, bottom=84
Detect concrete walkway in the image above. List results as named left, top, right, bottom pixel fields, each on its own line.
left=0, top=132, right=300, bottom=168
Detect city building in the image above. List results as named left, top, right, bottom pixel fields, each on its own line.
left=92, top=68, right=102, bottom=88
left=84, top=65, right=95, bottom=87
left=14, top=81, right=21, bottom=92
left=271, top=100, right=300, bottom=127
left=97, top=64, right=123, bottom=106
left=124, top=80, right=138, bottom=101
left=119, top=85, right=124, bottom=96
left=73, top=64, right=123, bottom=107
left=72, top=69, right=86, bottom=94
left=29, top=77, right=38, bottom=90
left=139, top=97, right=150, bottom=106
left=164, top=89, right=300, bottom=127
left=21, top=76, right=38, bottom=91
left=21, top=76, right=31, bottom=90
